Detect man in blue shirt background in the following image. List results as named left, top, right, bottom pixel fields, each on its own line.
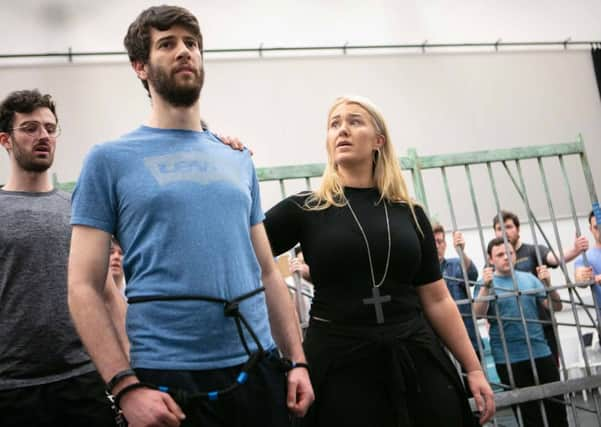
left=474, top=237, right=566, bottom=427
left=433, top=223, right=479, bottom=355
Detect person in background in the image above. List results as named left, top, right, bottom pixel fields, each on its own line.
left=474, top=237, right=565, bottom=427
left=433, top=223, right=480, bottom=356
left=0, top=89, right=119, bottom=426
left=493, top=210, right=588, bottom=363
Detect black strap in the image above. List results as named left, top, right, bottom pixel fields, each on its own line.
left=125, top=287, right=267, bottom=402
left=106, top=368, right=136, bottom=393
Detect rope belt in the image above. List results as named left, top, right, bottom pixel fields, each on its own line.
left=125, top=287, right=268, bottom=403
left=108, top=286, right=309, bottom=426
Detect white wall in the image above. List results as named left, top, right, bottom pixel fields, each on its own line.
left=4, top=1, right=601, bottom=52
left=1, top=1, right=601, bottom=216
left=2, top=0, right=601, bottom=368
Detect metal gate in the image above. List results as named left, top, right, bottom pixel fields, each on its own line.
left=55, top=137, right=601, bottom=426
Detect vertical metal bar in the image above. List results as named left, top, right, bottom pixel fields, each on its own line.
left=440, top=167, right=487, bottom=369
left=558, top=155, right=600, bottom=339
left=558, top=156, right=588, bottom=267
left=578, top=135, right=601, bottom=218
left=464, top=165, right=488, bottom=262
left=305, top=177, right=312, bottom=191
left=278, top=179, right=309, bottom=329
left=514, top=159, right=578, bottom=426
left=487, top=161, right=548, bottom=426
left=278, top=179, right=287, bottom=199
left=537, top=156, right=601, bottom=422
left=464, top=164, right=503, bottom=426
left=407, top=149, right=430, bottom=215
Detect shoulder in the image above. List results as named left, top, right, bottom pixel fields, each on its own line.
left=516, top=270, right=541, bottom=287
left=55, top=190, right=72, bottom=203
left=266, top=191, right=314, bottom=219
left=445, top=257, right=461, bottom=266
left=284, top=191, right=313, bottom=210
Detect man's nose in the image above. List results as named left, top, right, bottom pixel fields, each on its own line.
left=175, top=40, right=192, bottom=60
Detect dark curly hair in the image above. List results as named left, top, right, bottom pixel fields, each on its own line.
left=0, top=89, right=57, bottom=133
left=123, top=5, right=203, bottom=93
left=492, top=210, right=520, bottom=230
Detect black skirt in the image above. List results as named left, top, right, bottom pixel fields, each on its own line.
left=299, top=315, right=479, bottom=427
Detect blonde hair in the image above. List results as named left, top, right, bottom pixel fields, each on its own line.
left=305, top=95, right=422, bottom=234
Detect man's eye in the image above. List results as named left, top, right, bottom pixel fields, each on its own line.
left=23, top=124, right=39, bottom=133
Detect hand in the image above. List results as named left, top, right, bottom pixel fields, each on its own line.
left=453, top=231, right=465, bottom=251
left=536, top=265, right=550, bottom=286
left=482, top=267, right=494, bottom=289
left=216, top=133, right=254, bottom=155
left=466, top=369, right=495, bottom=425
left=573, top=235, right=589, bottom=254
left=286, top=367, right=314, bottom=417
left=120, top=387, right=186, bottom=427
left=289, top=257, right=310, bottom=278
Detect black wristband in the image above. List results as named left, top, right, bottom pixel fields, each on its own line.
left=288, top=361, right=310, bottom=373
left=114, top=382, right=156, bottom=408
left=106, top=368, right=136, bottom=393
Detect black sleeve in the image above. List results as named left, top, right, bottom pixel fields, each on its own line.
left=263, top=195, right=306, bottom=256
left=538, top=245, right=557, bottom=269
left=412, top=204, right=443, bottom=286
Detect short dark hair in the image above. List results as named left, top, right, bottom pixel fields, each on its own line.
left=432, top=223, right=445, bottom=235
left=590, top=210, right=595, bottom=225
left=492, top=210, right=520, bottom=230
left=0, top=89, right=57, bottom=133
left=124, top=5, right=203, bottom=92
left=487, top=237, right=507, bottom=256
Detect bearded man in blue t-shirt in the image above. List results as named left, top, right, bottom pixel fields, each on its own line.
left=67, top=5, right=313, bottom=427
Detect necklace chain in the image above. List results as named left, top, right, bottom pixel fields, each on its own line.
left=346, top=196, right=391, bottom=289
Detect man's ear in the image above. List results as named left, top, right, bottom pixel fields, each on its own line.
left=132, top=60, right=148, bottom=81
left=0, top=132, right=11, bottom=152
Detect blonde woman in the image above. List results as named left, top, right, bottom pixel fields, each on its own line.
left=264, top=96, right=494, bottom=426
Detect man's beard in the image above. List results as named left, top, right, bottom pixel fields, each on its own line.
left=147, top=62, right=204, bottom=107
left=12, top=140, right=53, bottom=172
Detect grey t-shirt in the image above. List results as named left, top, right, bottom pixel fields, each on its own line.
left=0, top=189, right=94, bottom=390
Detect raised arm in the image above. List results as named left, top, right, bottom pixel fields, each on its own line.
left=250, top=223, right=314, bottom=417
left=473, top=267, right=494, bottom=317
left=546, top=235, right=589, bottom=265
left=537, top=265, right=562, bottom=311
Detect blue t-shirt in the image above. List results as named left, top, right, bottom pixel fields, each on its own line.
left=575, top=247, right=601, bottom=318
left=71, top=126, right=275, bottom=370
left=441, top=258, right=478, bottom=349
left=475, top=271, right=550, bottom=364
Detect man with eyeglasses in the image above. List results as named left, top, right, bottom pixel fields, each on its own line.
left=0, top=89, right=123, bottom=426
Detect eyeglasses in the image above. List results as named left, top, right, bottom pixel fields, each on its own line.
left=10, top=121, right=61, bottom=138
